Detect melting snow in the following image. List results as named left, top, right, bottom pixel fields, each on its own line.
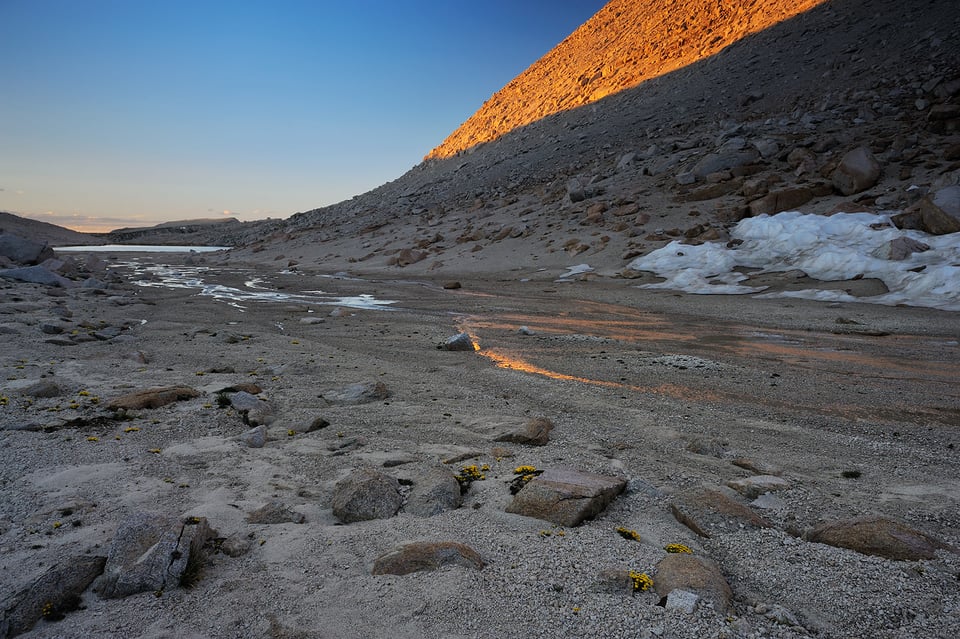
left=558, top=263, right=594, bottom=281
left=627, top=211, right=960, bottom=311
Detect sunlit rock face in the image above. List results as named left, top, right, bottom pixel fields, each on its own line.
left=425, top=0, right=825, bottom=160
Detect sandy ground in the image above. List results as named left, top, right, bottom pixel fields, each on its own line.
left=1, top=252, right=958, bottom=638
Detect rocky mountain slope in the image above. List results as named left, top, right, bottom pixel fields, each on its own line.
left=105, top=217, right=246, bottom=246
left=425, top=0, right=824, bottom=160
left=229, top=0, right=959, bottom=286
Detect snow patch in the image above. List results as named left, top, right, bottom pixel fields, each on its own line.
left=557, top=263, right=594, bottom=281
left=626, top=212, right=960, bottom=311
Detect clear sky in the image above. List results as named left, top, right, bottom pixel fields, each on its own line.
left=0, top=1, right=607, bottom=232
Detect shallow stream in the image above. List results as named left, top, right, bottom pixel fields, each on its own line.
left=117, top=261, right=396, bottom=311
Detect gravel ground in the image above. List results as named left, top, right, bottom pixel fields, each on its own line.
left=1, top=256, right=958, bottom=638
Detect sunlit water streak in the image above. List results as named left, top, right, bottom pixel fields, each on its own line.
left=455, top=307, right=959, bottom=424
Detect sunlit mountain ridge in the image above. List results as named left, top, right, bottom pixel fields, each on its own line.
left=426, top=0, right=825, bottom=160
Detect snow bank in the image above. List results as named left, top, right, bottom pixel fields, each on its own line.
left=626, top=212, right=960, bottom=311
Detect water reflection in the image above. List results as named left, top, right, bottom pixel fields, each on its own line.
left=455, top=303, right=959, bottom=424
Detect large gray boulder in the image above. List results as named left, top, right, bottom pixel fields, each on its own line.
left=805, top=516, right=956, bottom=560
left=670, top=487, right=773, bottom=538
left=1, top=555, right=105, bottom=637
left=0, top=265, right=73, bottom=287
left=331, top=468, right=403, bottom=523
left=505, top=467, right=626, bottom=527
left=0, top=233, right=54, bottom=265
left=692, top=148, right=760, bottom=179
left=891, top=186, right=960, bottom=235
left=403, top=464, right=463, bottom=517
left=831, top=146, right=881, bottom=195
left=94, top=512, right=216, bottom=598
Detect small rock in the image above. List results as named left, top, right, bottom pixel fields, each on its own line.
left=731, top=458, right=781, bottom=476
left=92, top=326, right=123, bottom=340
left=228, top=390, right=265, bottom=412
left=748, top=187, right=814, bottom=216
left=246, top=501, right=305, bottom=524
left=219, top=535, right=252, bottom=558
left=322, top=381, right=390, bottom=405
left=654, top=554, right=733, bottom=612
left=595, top=568, right=636, bottom=594
left=681, top=181, right=739, bottom=202
left=39, top=320, right=67, bottom=335
left=307, top=416, right=330, bottom=432
left=106, top=386, right=200, bottom=410
left=726, top=475, right=791, bottom=499
left=388, top=248, right=428, bottom=267
left=665, top=589, right=700, bottom=614
left=214, top=382, right=262, bottom=395
left=494, top=416, right=554, bottom=446
left=22, top=379, right=62, bottom=398
left=439, top=333, right=475, bottom=352
left=685, top=437, right=728, bottom=458
left=692, top=148, right=759, bottom=178
left=616, top=152, right=637, bottom=171
left=753, top=139, right=780, bottom=158
left=750, top=493, right=786, bottom=510
left=873, top=237, right=931, bottom=260
left=371, top=541, right=484, bottom=575
left=240, top=425, right=267, bottom=448
left=765, top=604, right=801, bottom=627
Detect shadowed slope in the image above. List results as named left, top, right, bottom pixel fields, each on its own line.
left=426, top=0, right=825, bottom=160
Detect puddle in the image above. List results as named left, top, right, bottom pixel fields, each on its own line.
left=455, top=301, right=959, bottom=417
left=56, top=244, right=229, bottom=253
left=117, top=262, right=396, bottom=311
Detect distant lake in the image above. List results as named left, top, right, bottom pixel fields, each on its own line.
left=55, top=244, right=230, bottom=253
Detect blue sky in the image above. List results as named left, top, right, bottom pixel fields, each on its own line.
left=0, top=1, right=606, bottom=232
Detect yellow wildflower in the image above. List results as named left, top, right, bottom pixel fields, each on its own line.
left=616, top=527, right=641, bottom=542
left=628, top=570, right=653, bottom=592
left=664, top=543, right=693, bottom=554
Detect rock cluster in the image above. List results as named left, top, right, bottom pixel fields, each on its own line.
left=0, top=233, right=113, bottom=289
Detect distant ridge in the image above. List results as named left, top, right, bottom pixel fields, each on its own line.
left=0, top=211, right=100, bottom=245
left=426, top=0, right=824, bottom=159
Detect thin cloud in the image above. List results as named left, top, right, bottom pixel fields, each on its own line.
left=18, top=211, right=166, bottom=233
